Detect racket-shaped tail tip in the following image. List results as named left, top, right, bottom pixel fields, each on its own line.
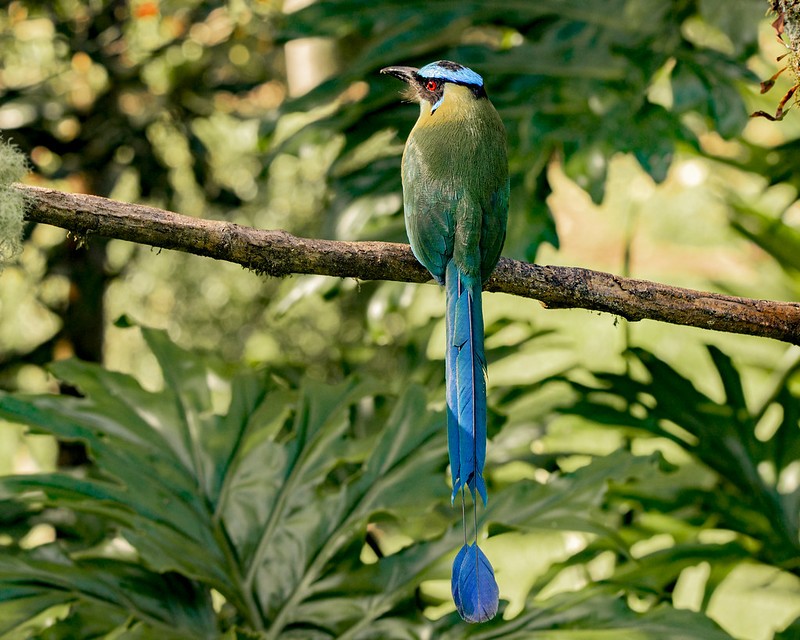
left=451, top=543, right=499, bottom=623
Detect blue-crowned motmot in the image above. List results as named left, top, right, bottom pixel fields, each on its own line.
left=381, top=60, right=508, bottom=623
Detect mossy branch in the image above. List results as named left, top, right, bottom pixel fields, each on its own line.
left=17, top=184, right=800, bottom=345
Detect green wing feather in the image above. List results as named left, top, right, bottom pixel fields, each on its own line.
left=401, top=135, right=454, bottom=283
left=402, top=102, right=508, bottom=283
left=480, top=180, right=509, bottom=282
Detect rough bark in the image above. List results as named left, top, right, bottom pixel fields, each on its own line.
left=18, top=184, right=800, bottom=345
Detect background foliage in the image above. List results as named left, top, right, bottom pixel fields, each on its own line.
left=1, top=0, right=800, bottom=638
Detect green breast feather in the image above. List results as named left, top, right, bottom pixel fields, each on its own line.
left=402, top=100, right=509, bottom=285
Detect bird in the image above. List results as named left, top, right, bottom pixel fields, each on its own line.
left=381, top=60, right=508, bottom=623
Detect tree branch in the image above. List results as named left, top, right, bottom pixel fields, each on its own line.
left=18, top=184, right=800, bottom=345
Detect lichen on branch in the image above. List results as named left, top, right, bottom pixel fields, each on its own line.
left=0, top=140, right=28, bottom=269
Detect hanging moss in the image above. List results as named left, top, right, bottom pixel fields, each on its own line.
left=0, top=138, right=28, bottom=270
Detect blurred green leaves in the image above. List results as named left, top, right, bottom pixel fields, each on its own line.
left=273, top=0, right=759, bottom=260
left=0, top=0, right=772, bottom=372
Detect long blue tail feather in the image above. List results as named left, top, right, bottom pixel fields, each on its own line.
left=445, top=259, right=497, bottom=622
left=445, top=260, right=487, bottom=504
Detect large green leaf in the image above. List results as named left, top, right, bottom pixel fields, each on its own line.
left=436, top=588, right=732, bottom=639
left=0, top=327, right=449, bottom=636
left=486, top=449, right=662, bottom=547
left=0, top=544, right=215, bottom=640
left=562, top=345, right=800, bottom=570
left=0, top=328, right=740, bottom=637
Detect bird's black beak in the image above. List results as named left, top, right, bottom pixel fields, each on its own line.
left=380, top=66, right=419, bottom=84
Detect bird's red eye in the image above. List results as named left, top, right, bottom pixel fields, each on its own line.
left=426, top=80, right=438, bottom=92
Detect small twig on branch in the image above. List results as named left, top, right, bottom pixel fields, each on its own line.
left=17, top=184, right=800, bottom=345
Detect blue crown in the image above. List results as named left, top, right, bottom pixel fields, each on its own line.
left=417, top=61, right=484, bottom=88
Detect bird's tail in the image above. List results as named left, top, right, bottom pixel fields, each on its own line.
left=445, top=260, right=488, bottom=504
left=445, top=259, right=499, bottom=623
